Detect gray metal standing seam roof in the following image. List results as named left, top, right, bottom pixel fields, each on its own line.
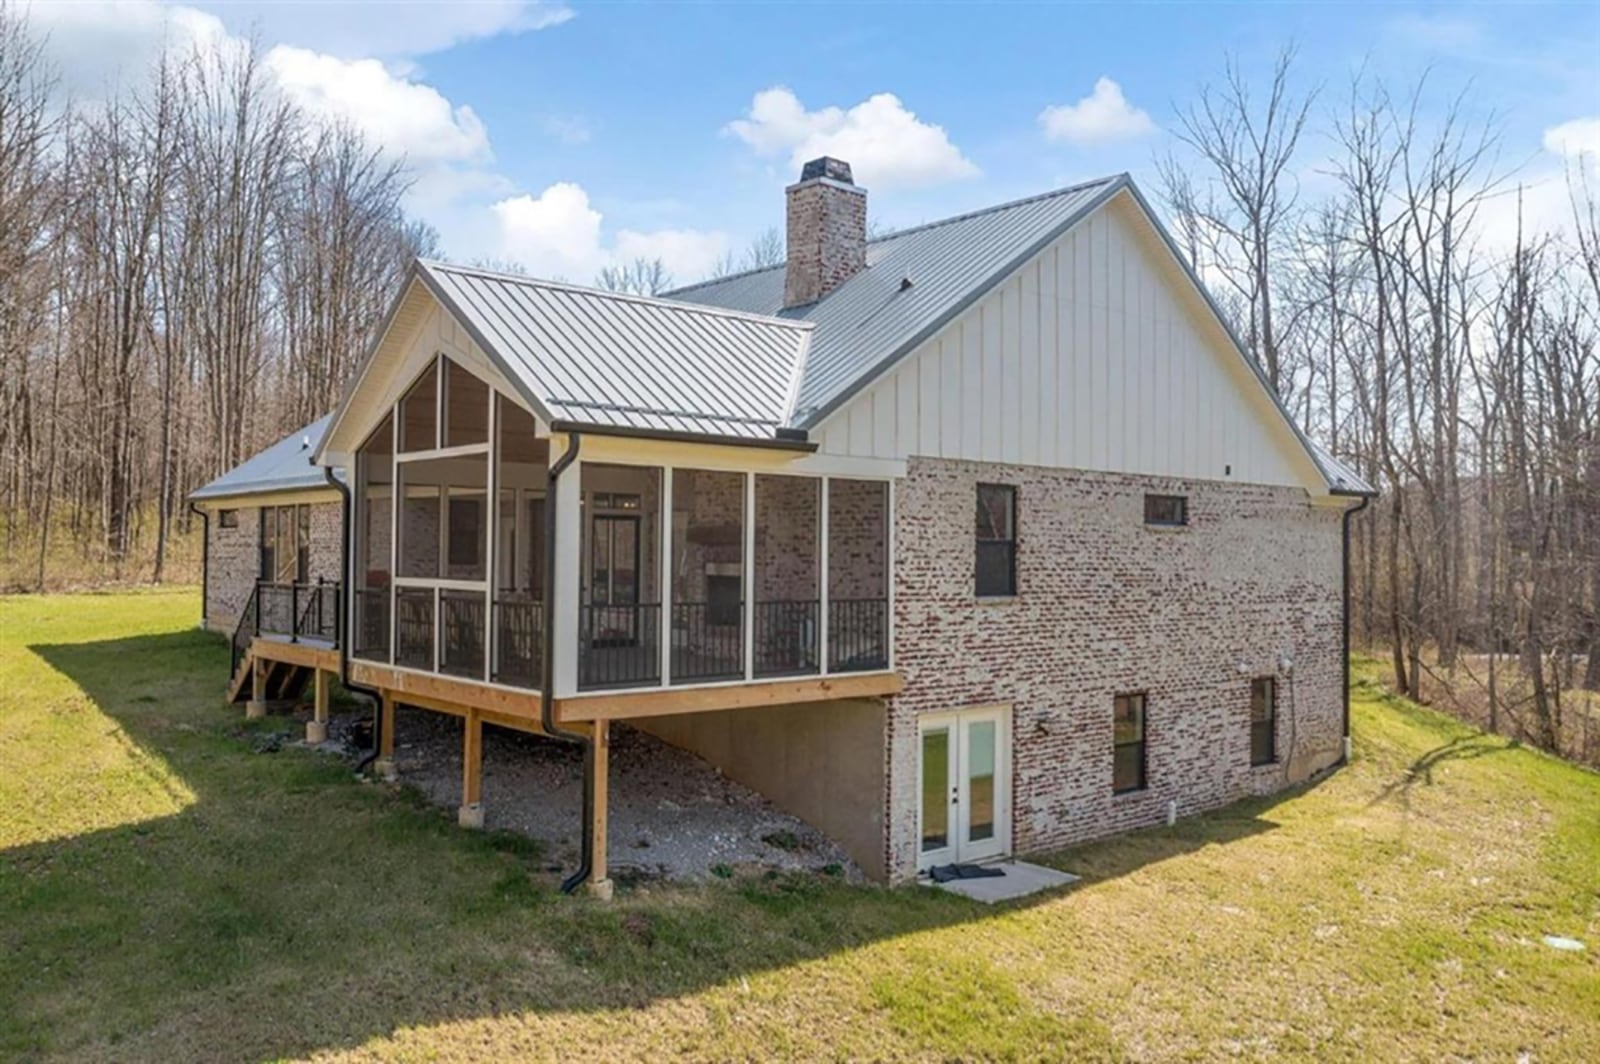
left=189, top=415, right=333, bottom=501
left=668, top=176, right=1121, bottom=427
left=416, top=262, right=814, bottom=442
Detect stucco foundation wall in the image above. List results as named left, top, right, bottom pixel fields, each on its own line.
left=634, top=697, right=887, bottom=880
left=886, top=456, right=1345, bottom=882
left=204, top=500, right=343, bottom=634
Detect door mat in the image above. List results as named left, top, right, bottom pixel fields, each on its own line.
left=928, top=863, right=1006, bottom=883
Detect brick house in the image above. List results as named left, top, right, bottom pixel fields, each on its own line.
left=201, top=158, right=1373, bottom=892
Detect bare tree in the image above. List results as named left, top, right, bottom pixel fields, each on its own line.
left=595, top=256, right=672, bottom=295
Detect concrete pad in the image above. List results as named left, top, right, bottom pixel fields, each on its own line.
left=245, top=700, right=267, bottom=720
left=457, top=803, right=485, bottom=829
left=305, top=721, right=328, bottom=744
left=929, top=861, right=1079, bottom=903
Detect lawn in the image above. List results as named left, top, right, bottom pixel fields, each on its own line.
left=1, top=590, right=1595, bottom=1062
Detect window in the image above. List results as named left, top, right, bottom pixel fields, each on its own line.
left=1144, top=494, right=1187, bottom=526
left=259, top=504, right=310, bottom=584
left=217, top=509, right=238, bottom=529
left=447, top=496, right=484, bottom=571
left=975, top=483, right=1017, bottom=597
left=1250, top=677, right=1277, bottom=766
left=1113, top=693, right=1147, bottom=793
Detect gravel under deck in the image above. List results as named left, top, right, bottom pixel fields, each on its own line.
left=388, top=707, right=863, bottom=882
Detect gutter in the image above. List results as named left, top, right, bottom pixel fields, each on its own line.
left=540, top=433, right=594, bottom=895
left=322, top=465, right=387, bottom=773
left=188, top=501, right=210, bottom=629
left=546, top=419, right=815, bottom=453
left=1338, top=492, right=1373, bottom=762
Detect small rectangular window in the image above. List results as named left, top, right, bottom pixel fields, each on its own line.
left=218, top=509, right=238, bottom=529
left=1144, top=494, right=1187, bottom=526
left=1250, top=677, right=1276, bottom=766
left=1113, top=693, right=1147, bottom=794
left=975, top=483, right=1017, bottom=597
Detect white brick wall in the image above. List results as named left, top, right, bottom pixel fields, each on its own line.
left=883, top=457, right=1344, bottom=881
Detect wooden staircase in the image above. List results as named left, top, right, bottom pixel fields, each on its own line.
left=227, top=646, right=316, bottom=705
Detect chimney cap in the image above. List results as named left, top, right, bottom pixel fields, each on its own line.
left=799, top=156, right=854, bottom=184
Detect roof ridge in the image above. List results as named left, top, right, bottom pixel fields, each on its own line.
left=419, top=259, right=814, bottom=331
left=861, top=174, right=1123, bottom=244
left=663, top=174, right=1124, bottom=298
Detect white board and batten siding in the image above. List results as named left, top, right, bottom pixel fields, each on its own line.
left=812, top=193, right=1317, bottom=491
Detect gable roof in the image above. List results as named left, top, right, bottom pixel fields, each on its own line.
left=414, top=261, right=814, bottom=443
left=190, top=416, right=334, bottom=502
left=669, top=176, right=1121, bottom=429
left=670, top=174, right=1374, bottom=496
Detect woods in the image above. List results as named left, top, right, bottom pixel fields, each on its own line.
left=0, top=12, right=1594, bottom=764
left=0, top=9, right=428, bottom=588
left=1161, top=49, right=1600, bottom=762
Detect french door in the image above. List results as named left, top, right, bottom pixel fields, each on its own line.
left=918, top=707, right=1011, bottom=871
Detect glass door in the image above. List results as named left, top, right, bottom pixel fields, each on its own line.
left=590, top=514, right=640, bottom=646
left=918, top=707, right=1010, bottom=871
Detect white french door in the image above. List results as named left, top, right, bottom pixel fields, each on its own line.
left=917, top=706, right=1011, bottom=871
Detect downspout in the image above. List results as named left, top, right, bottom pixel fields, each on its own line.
left=1340, top=493, right=1372, bottom=763
left=541, top=433, right=593, bottom=895
left=189, top=501, right=210, bottom=630
left=323, top=465, right=386, bottom=773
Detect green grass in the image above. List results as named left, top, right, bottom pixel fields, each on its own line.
left=1, top=592, right=1596, bottom=1062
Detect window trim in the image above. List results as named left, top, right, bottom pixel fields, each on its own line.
left=1113, top=692, right=1148, bottom=795
left=1143, top=493, right=1188, bottom=527
left=1250, top=676, right=1277, bottom=766
left=975, top=482, right=1018, bottom=598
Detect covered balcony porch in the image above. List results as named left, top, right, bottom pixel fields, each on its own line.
left=346, top=352, right=899, bottom=722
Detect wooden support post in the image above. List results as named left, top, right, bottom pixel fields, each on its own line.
left=588, top=720, right=612, bottom=899
left=375, top=690, right=397, bottom=780
left=247, top=655, right=267, bottom=719
left=306, top=668, right=330, bottom=744
left=458, top=709, right=484, bottom=829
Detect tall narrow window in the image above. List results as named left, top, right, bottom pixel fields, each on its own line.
left=975, top=483, right=1017, bottom=597
left=1113, top=693, right=1147, bottom=794
left=1250, top=677, right=1277, bottom=765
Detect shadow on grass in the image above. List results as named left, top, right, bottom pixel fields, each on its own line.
left=9, top=630, right=1283, bottom=1062
left=1366, top=731, right=1515, bottom=815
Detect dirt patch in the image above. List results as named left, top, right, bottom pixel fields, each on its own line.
left=387, top=707, right=864, bottom=882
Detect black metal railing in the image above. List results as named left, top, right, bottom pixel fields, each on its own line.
left=231, top=584, right=259, bottom=675
left=439, top=590, right=486, bottom=678
left=354, top=587, right=391, bottom=662
left=754, top=599, right=820, bottom=678
left=670, top=601, right=744, bottom=684
left=494, top=596, right=543, bottom=689
left=395, top=587, right=435, bottom=670
left=579, top=602, right=661, bottom=689
left=828, top=598, right=889, bottom=673
left=252, top=579, right=343, bottom=644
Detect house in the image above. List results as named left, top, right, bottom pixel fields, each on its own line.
left=190, top=158, right=1374, bottom=894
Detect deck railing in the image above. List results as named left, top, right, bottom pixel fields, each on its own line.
left=828, top=598, right=889, bottom=673
left=494, top=596, right=543, bottom=688
left=439, top=590, right=487, bottom=678
left=579, top=603, right=662, bottom=690
left=753, top=599, right=820, bottom=678
left=670, top=601, right=744, bottom=684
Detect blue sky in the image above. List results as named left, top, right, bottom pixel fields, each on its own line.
left=26, top=1, right=1600, bottom=284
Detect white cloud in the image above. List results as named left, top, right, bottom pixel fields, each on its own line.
left=1038, top=77, right=1156, bottom=144
left=726, top=87, right=978, bottom=189
left=1543, top=117, right=1600, bottom=166
left=265, top=47, right=491, bottom=166
left=205, top=1, right=572, bottom=60
left=492, top=184, right=728, bottom=283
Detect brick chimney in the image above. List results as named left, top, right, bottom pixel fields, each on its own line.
left=783, top=156, right=866, bottom=308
